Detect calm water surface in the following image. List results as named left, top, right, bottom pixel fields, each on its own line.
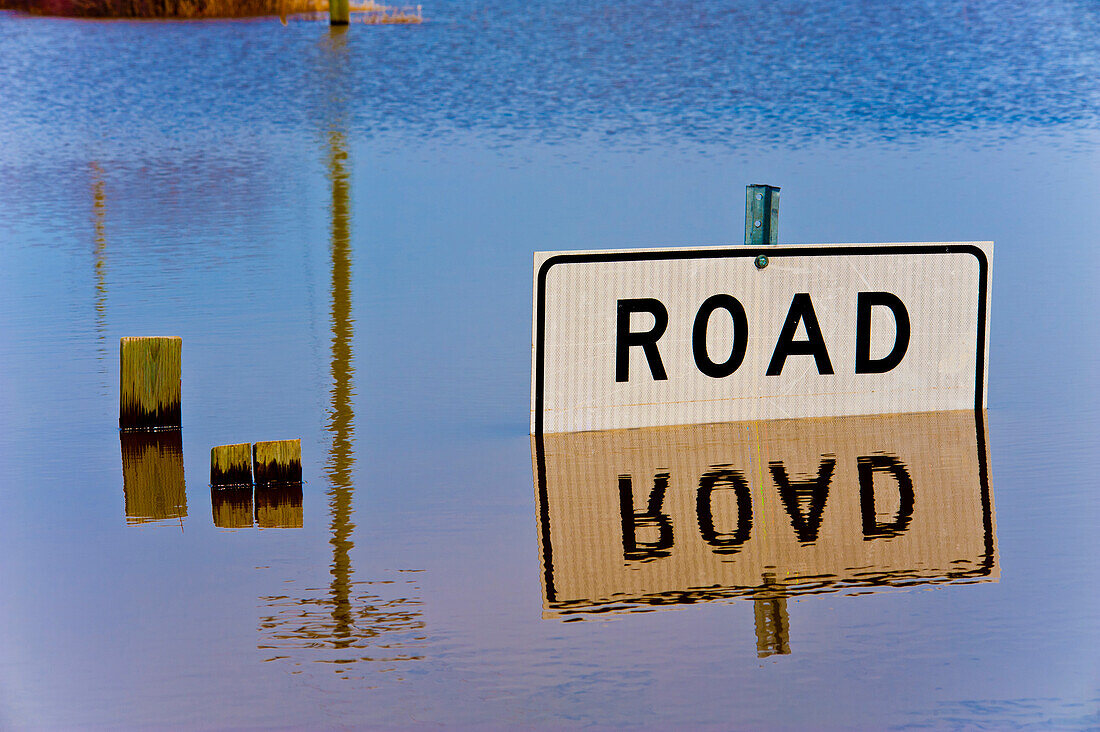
left=1, top=0, right=1098, bottom=728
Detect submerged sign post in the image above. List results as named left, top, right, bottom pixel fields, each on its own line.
left=531, top=241, right=991, bottom=434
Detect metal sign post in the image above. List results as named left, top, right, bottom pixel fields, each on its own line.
left=745, top=183, right=780, bottom=246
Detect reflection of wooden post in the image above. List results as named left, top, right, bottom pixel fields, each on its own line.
left=256, top=484, right=304, bottom=528
left=329, top=0, right=348, bottom=25
left=211, top=443, right=253, bottom=486
left=119, top=336, right=182, bottom=429
left=253, top=439, right=302, bottom=485
left=91, top=163, right=108, bottom=353
left=121, top=431, right=187, bottom=524
left=753, top=573, right=790, bottom=657
left=325, top=126, right=356, bottom=639
left=212, top=487, right=253, bottom=528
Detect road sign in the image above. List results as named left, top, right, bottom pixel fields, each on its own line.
left=531, top=242, right=992, bottom=434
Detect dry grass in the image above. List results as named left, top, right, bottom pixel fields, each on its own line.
left=348, top=3, right=421, bottom=23
left=0, top=0, right=422, bottom=21
left=283, top=2, right=422, bottom=23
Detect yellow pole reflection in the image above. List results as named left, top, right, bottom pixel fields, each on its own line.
left=325, top=121, right=356, bottom=645
left=324, top=23, right=356, bottom=645
left=256, top=31, right=424, bottom=672
left=91, top=162, right=108, bottom=366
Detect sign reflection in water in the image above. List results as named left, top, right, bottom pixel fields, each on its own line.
left=257, top=37, right=425, bottom=673
left=533, top=410, right=996, bottom=656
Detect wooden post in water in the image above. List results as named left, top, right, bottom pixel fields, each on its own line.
left=210, top=443, right=253, bottom=487
left=253, top=439, right=302, bottom=485
left=329, top=0, right=349, bottom=25
left=119, top=336, right=182, bottom=430
left=745, top=184, right=780, bottom=246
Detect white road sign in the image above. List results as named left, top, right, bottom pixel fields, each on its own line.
left=531, top=242, right=992, bottom=434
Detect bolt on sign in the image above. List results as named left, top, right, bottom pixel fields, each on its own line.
left=532, top=410, right=997, bottom=620
left=531, top=242, right=992, bottom=434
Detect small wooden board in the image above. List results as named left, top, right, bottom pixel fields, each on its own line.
left=210, top=443, right=253, bottom=486
left=252, top=439, right=302, bottom=485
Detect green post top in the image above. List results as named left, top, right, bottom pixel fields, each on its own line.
left=329, top=0, right=349, bottom=25
left=745, top=184, right=780, bottom=246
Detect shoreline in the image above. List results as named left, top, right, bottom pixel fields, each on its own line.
left=0, top=0, right=421, bottom=20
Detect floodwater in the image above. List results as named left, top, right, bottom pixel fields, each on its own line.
left=1, top=0, right=1098, bottom=727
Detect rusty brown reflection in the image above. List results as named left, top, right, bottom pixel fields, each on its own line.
left=325, top=121, right=356, bottom=643
left=533, top=410, right=997, bottom=625
left=121, top=431, right=187, bottom=525
left=258, top=573, right=426, bottom=672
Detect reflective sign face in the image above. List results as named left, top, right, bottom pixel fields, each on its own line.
left=532, top=243, right=992, bottom=434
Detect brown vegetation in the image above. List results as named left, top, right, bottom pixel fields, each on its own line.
left=346, top=4, right=421, bottom=24
left=1, top=0, right=422, bottom=21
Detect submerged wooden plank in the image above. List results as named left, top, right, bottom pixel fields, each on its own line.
left=210, top=443, right=252, bottom=486
left=119, top=336, right=182, bottom=429
left=252, top=439, right=302, bottom=485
